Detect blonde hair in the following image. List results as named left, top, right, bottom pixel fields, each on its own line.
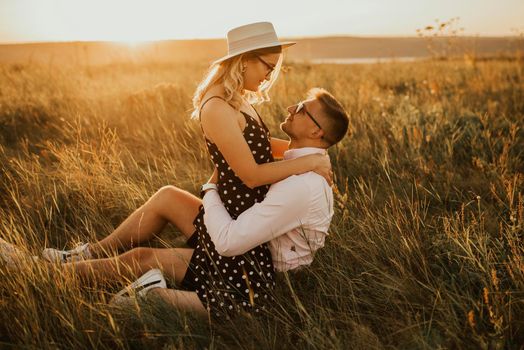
left=191, top=47, right=283, bottom=119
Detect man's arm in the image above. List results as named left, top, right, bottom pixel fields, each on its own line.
left=203, top=177, right=311, bottom=256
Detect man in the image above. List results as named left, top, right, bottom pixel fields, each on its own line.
left=201, top=87, right=349, bottom=272
left=0, top=88, right=349, bottom=316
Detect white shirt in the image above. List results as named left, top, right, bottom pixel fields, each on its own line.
left=202, top=147, right=334, bottom=272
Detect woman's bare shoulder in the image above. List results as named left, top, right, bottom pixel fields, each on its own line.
left=200, top=97, right=236, bottom=122
left=199, top=92, right=244, bottom=141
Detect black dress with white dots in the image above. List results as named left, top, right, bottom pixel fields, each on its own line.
left=180, top=96, right=276, bottom=319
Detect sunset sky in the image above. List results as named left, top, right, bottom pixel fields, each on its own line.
left=1, top=0, right=523, bottom=43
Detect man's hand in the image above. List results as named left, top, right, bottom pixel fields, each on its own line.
left=201, top=168, right=219, bottom=198
left=207, top=168, right=218, bottom=185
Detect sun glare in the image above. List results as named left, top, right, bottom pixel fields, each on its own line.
left=1, top=0, right=523, bottom=43
left=114, top=40, right=152, bottom=49
left=42, top=0, right=184, bottom=42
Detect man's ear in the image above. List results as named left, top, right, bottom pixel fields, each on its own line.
left=311, top=128, right=324, bottom=140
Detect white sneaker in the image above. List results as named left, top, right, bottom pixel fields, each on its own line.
left=112, top=269, right=167, bottom=302
left=42, top=243, right=92, bottom=263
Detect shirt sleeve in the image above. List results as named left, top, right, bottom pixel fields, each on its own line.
left=202, top=176, right=311, bottom=256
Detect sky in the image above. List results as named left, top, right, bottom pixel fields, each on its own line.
left=0, top=0, right=523, bottom=43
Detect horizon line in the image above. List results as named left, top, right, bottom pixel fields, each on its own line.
left=1, top=33, right=521, bottom=46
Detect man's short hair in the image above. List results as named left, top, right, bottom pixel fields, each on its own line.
left=308, top=88, right=349, bottom=147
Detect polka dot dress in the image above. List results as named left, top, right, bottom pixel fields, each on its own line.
left=181, top=102, right=276, bottom=319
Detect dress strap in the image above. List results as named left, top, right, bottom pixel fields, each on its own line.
left=199, top=96, right=227, bottom=120
left=251, top=105, right=270, bottom=132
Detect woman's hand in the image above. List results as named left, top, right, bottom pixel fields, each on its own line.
left=307, top=153, right=333, bottom=185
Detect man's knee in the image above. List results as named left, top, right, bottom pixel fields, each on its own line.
left=152, top=185, right=183, bottom=205
left=144, top=186, right=180, bottom=215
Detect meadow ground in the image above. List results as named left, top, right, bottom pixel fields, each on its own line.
left=0, top=57, right=523, bottom=349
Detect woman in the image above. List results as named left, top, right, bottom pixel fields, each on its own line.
left=37, top=22, right=331, bottom=319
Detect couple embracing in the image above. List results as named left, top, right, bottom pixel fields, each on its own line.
left=1, top=22, right=349, bottom=320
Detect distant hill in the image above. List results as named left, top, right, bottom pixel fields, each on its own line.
left=287, top=36, right=523, bottom=60
left=0, top=37, right=522, bottom=66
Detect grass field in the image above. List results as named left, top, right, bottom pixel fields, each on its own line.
left=0, top=57, right=523, bottom=349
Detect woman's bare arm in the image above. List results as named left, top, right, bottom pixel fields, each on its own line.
left=200, top=99, right=329, bottom=189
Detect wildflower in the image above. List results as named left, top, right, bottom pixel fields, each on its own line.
left=467, top=310, right=476, bottom=328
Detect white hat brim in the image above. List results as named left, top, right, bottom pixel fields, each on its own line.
left=212, top=41, right=296, bottom=65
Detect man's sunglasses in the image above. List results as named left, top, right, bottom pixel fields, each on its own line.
left=295, top=102, right=323, bottom=130
left=294, top=102, right=332, bottom=144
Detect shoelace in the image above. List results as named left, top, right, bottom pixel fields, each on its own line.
left=120, top=280, right=163, bottom=297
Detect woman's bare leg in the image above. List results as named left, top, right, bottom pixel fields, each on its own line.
left=149, top=289, right=207, bottom=317
left=89, top=186, right=201, bottom=258
left=64, top=247, right=194, bottom=284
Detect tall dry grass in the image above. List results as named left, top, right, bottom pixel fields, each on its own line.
left=0, top=57, right=523, bottom=349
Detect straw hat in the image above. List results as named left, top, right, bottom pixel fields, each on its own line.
left=213, top=22, right=295, bottom=65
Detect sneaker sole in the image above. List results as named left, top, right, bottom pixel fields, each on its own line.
left=115, top=268, right=167, bottom=298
